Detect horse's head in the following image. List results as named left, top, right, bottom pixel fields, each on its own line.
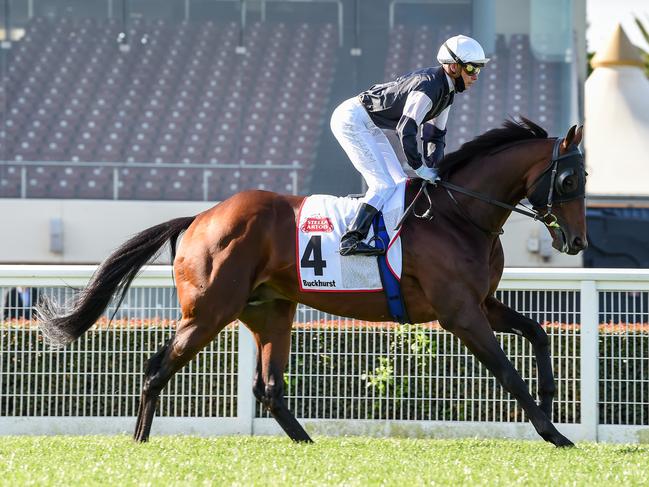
left=527, top=125, right=587, bottom=255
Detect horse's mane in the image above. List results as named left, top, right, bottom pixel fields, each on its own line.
left=437, top=117, right=548, bottom=177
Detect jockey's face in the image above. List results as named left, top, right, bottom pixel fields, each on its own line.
left=457, top=63, right=479, bottom=89
left=445, top=63, right=479, bottom=91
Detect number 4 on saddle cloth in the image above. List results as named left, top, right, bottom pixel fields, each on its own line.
left=296, top=182, right=409, bottom=323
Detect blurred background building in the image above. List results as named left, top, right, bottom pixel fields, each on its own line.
left=584, top=23, right=649, bottom=268
left=0, top=0, right=612, bottom=266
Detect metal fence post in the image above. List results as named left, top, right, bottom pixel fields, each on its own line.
left=237, top=322, right=256, bottom=435
left=21, top=166, right=26, bottom=198
left=580, top=280, right=599, bottom=441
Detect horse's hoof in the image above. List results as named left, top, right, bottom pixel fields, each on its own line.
left=291, top=435, right=314, bottom=444
left=541, top=428, right=574, bottom=448
left=554, top=436, right=575, bottom=448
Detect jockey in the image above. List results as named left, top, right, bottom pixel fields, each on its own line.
left=331, top=34, right=489, bottom=256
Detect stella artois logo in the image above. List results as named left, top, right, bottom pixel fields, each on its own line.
left=300, top=214, right=334, bottom=233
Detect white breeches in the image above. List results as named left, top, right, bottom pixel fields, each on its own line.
left=330, top=97, right=407, bottom=210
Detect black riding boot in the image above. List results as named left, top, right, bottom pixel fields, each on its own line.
left=339, top=203, right=385, bottom=256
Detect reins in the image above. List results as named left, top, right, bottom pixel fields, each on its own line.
left=394, top=180, right=433, bottom=231
left=395, top=138, right=584, bottom=236
left=439, top=180, right=539, bottom=235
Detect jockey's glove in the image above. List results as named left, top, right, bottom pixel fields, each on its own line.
left=414, top=164, right=439, bottom=184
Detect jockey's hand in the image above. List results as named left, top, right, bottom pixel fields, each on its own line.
left=414, top=164, right=439, bottom=184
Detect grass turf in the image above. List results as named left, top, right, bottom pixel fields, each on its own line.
left=1, top=436, right=648, bottom=486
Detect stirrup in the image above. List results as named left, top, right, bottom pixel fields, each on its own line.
left=340, top=238, right=385, bottom=257
left=340, top=203, right=383, bottom=256
left=354, top=241, right=385, bottom=256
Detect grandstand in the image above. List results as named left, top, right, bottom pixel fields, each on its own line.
left=0, top=0, right=581, bottom=206
left=1, top=16, right=335, bottom=200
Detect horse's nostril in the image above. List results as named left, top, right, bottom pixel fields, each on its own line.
left=573, top=236, right=587, bottom=249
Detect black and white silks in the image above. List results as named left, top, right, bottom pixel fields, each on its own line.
left=359, top=65, right=455, bottom=170
left=330, top=65, right=455, bottom=211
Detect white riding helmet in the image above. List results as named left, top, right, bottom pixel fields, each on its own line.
left=437, top=35, right=489, bottom=66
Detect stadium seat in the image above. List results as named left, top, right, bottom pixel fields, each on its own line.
left=0, top=166, right=22, bottom=198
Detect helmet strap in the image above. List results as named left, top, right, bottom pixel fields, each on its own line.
left=443, top=42, right=468, bottom=93
left=453, top=76, right=466, bottom=93
left=452, top=68, right=466, bottom=93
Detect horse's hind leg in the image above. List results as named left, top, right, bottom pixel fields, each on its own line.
left=239, top=300, right=312, bottom=443
left=133, top=317, right=229, bottom=442
left=484, top=296, right=556, bottom=418
left=440, top=304, right=573, bottom=448
left=134, top=338, right=171, bottom=441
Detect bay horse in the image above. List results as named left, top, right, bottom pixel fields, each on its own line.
left=38, top=118, right=587, bottom=447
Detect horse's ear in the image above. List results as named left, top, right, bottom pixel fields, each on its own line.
left=561, top=124, right=578, bottom=150
left=572, top=125, right=584, bottom=146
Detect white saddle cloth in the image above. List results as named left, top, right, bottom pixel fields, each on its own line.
left=297, top=182, right=405, bottom=291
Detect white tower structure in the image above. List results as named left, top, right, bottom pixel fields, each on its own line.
left=585, top=24, right=649, bottom=197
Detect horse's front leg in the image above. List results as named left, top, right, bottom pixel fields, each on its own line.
left=439, top=305, right=573, bottom=447
left=483, top=296, right=555, bottom=418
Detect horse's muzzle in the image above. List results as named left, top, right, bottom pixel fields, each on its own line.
left=552, top=227, right=588, bottom=255
left=568, top=235, right=588, bottom=255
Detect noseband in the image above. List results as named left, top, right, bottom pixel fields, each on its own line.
left=431, top=137, right=586, bottom=236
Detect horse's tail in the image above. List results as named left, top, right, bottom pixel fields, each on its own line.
left=37, top=216, right=196, bottom=347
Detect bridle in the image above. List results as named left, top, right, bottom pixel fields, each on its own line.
left=397, top=137, right=586, bottom=236
left=526, top=137, right=586, bottom=220
left=440, top=137, right=585, bottom=235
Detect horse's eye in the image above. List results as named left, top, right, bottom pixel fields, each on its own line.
left=556, top=171, right=578, bottom=195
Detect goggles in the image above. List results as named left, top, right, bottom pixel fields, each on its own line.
left=462, top=63, right=481, bottom=76
left=443, top=42, right=484, bottom=76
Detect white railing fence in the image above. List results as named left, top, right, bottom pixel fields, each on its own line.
left=1, top=266, right=648, bottom=443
